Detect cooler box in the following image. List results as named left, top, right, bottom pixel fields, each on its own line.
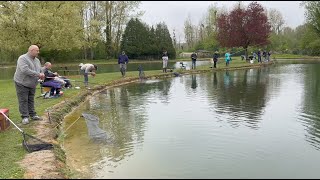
left=0, top=109, right=10, bottom=131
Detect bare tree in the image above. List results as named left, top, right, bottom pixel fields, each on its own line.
left=184, top=15, right=195, bottom=49
left=268, top=8, right=285, bottom=34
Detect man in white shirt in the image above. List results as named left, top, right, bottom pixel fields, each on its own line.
left=79, top=63, right=97, bottom=87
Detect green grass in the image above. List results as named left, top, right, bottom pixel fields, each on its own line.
left=0, top=57, right=271, bottom=178
left=272, top=53, right=319, bottom=59
left=0, top=57, right=211, bottom=68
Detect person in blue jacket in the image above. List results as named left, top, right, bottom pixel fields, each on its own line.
left=225, top=50, right=232, bottom=67
left=118, top=51, right=129, bottom=77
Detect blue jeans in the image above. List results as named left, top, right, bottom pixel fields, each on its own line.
left=192, top=60, right=196, bottom=69
left=81, top=70, right=89, bottom=86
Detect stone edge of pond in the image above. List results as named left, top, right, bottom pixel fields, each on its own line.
left=20, top=61, right=275, bottom=179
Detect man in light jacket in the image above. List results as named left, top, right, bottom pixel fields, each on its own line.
left=14, top=45, right=45, bottom=125
left=79, top=63, right=97, bottom=87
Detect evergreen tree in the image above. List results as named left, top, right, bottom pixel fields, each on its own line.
left=120, top=18, right=149, bottom=59
left=121, top=18, right=176, bottom=60
left=155, top=22, right=176, bottom=59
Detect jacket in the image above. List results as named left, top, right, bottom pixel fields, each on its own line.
left=13, top=53, right=42, bottom=88
left=118, top=54, right=129, bottom=64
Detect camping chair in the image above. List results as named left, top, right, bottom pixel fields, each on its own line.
left=39, top=80, right=52, bottom=99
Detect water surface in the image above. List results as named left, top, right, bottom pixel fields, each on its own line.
left=63, top=63, right=320, bottom=178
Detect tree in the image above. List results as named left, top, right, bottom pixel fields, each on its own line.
left=100, top=1, right=143, bottom=59
left=300, top=24, right=320, bottom=55
left=0, top=1, right=85, bottom=51
left=184, top=15, right=195, bottom=49
left=216, top=1, right=271, bottom=58
left=120, top=18, right=149, bottom=59
left=82, top=1, right=104, bottom=60
left=147, top=26, right=158, bottom=59
left=302, top=1, right=320, bottom=36
left=182, top=4, right=220, bottom=51
left=121, top=19, right=176, bottom=59
left=268, top=8, right=285, bottom=34
left=155, top=22, right=176, bottom=59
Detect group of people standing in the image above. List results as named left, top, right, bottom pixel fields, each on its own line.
left=188, top=50, right=231, bottom=70
left=256, top=49, right=271, bottom=63
left=13, top=45, right=129, bottom=125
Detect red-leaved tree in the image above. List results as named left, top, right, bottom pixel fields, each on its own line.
left=217, top=2, right=271, bottom=59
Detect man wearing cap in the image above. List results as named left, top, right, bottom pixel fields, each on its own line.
left=118, top=51, right=129, bottom=77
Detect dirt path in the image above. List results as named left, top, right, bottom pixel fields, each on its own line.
left=18, top=110, right=65, bottom=179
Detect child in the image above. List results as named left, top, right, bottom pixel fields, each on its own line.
left=137, top=65, right=145, bottom=79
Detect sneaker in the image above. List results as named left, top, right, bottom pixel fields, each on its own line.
left=32, top=115, right=43, bottom=121
left=49, top=94, right=60, bottom=98
left=22, top=117, right=29, bottom=125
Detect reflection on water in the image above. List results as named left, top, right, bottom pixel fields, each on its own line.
left=64, top=64, right=320, bottom=178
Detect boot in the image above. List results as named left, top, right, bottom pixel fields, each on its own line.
left=165, top=68, right=167, bottom=73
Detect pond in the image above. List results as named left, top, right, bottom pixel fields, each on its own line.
left=62, top=63, right=320, bottom=178
left=0, top=60, right=211, bottom=80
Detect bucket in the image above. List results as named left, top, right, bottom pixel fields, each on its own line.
left=0, top=109, right=11, bottom=131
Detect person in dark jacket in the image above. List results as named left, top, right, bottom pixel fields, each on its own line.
left=257, top=49, right=262, bottom=63
left=191, top=52, right=197, bottom=69
left=262, top=50, right=267, bottom=62
left=118, top=51, right=129, bottom=77
left=213, top=51, right=219, bottom=68
left=41, top=62, right=62, bottom=98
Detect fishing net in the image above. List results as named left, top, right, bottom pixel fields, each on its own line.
left=22, top=132, right=53, bottom=153
left=0, top=111, right=53, bottom=153
left=82, top=113, right=109, bottom=143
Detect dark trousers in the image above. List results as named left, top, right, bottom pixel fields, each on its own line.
left=192, top=60, right=196, bottom=69
left=214, top=60, right=217, bottom=68
left=42, top=80, right=61, bottom=95
left=258, top=56, right=261, bottom=63
left=15, top=82, right=37, bottom=118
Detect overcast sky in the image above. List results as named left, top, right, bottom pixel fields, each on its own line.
left=138, top=1, right=306, bottom=42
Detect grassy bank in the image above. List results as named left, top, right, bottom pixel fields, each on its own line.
left=0, top=57, right=212, bottom=68
left=1, top=53, right=316, bottom=68
left=0, top=57, right=273, bottom=178
left=272, top=53, right=320, bottom=59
